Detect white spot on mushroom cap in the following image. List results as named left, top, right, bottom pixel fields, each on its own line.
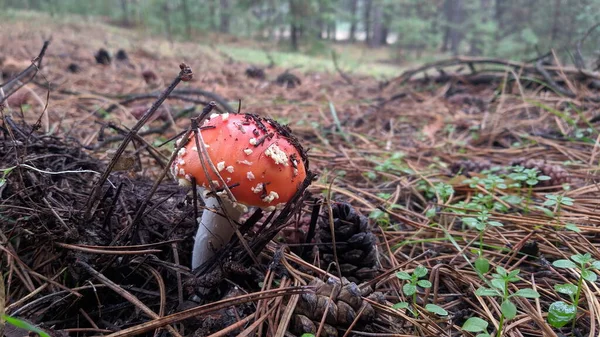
left=247, top=171, right=255, bottom=180
left=178, top=148, right=186, bottom=157
left=226, top=166, right=234, bottom=173
left=244, top=148, right=253, bottom=155
left=179, top=168, right=186, bottom=176
left=249, top=138, right=257, bottom=145
left=221, top=112, right=229, bottom=121
left=251, top=183, right=263, bottom=194
left=192, top=146, right=198, bottom=152
left=209, top=113, right=219, bottom=119
left=178, top=159, right=186, bottom=165
left=264, top=144, right=289, bottom=166
left=217, top=161, right=226, bottom=172
left=238, top=160, right=253, bottom=166
left=262, top=191, right=279, bottom=203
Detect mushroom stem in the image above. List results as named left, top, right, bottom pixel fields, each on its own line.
left=191, top=189, right=242, bottom=270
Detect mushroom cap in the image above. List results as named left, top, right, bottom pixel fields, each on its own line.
left=172, top=113, right=308, bottom=210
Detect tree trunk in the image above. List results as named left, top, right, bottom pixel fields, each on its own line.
left=363, top=0, right=372, bottom=44
left=449, top=0, right=463, bottom=56
left=369, top=2, right=383, bottom=47
left=267, top=0, right=276, bottom=40
left=348, top=0, right=358, bottom=42
left=494, top=0, right=505, bottom=32
left=291, top=24, right=299, bottom=51
left=330, top=22, right=337, bottom=41
left=289, top=0, right=302, bottom=51
left=121, top=0, right=129, bottom=25
left=208, top=0, right=217, bottom=28
left=163, top=2, right=173, bottom=45
left=550, top=0, right=561, bottom=44
left=380, top=6, right=391, bottom=45
left=181, top=0, right=192, bottom=36
left=441, top=0, right=452, bottom=51
left=219, top=0, right=230, bottom=33
left=469, top=0, right=490, bottom=55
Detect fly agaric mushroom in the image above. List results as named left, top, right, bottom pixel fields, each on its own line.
left=171, top=112, right=308, bottom=270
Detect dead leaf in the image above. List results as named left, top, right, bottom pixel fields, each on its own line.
left=422, top=114, right=444, bottom=143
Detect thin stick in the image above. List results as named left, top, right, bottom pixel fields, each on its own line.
left=84, top=63, right=193, bottom=222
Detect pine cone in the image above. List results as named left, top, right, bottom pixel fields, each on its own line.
left=510, top=158, right=570, bottom=187
left=316, top=202, right=378, bottom=284
left=245, top=66, right=266, bottom=80
left=450, top=159, right=492, bottom=175
left=291, top=278, right=378, bottom=337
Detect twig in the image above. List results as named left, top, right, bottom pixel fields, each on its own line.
left=101, top=286, right=312, bottom=337
left=575, top=23, right=600, bottom=70
left=0, top=40, right=51, bottom=105
left=331, top=50, right=353, bottom=85
left=84, top=63, right=193, bottom=222
left=535, top=59, right=575, bottom=98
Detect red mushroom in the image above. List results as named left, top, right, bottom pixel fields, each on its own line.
left=172, top=112, right=308, bottom=269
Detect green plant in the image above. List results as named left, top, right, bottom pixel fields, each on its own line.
left=373, top=152, right=414, bottom=175
left=548, top=253, right=600, bottom=328
left=481, top=174, right=507, bottom=194
left=369, top=209, right=390, bottom=228
left=537, top=194, right=575, bottom=231
left=542, top=194, right=573, bottom=217
left=0, top=166, right=15, bottom=188
left=462, top=209, right=503, bottom=263
left=475, top=266, right=540, bottom=337
left=393, top=265, right=447, bottom=317
left=1, top=315, right=50, bottom=337
left=508, top=166, right=550, bottom=212
left=462, top=316, right=492, bottom=337
left=417, top=181, right=454, bottom=203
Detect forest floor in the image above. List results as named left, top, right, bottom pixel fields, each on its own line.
left=2, top=12, right=600, bottom=337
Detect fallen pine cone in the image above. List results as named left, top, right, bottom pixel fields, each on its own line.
left=314, top=202, right=379, bottom=284
left=245, top=66, right=266, bottom=80
left=291, top=277, right=379, bottom=336
left=94, top=48, right=111, bottom=65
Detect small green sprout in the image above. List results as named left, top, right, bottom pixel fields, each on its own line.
left=374, top=152, right=414, bottom=175
left=417, top=181, right=454, bottom=203
left=539, top=194, right=575, bottom=231
left=548, top=253, right=600, bottom=328
left=475, top=266, right=539, bottom=337
left=369, top=209, right=390, bottom=228
left=543, top=194, right=573, bottom=210
left=394, top=265, right=445, bottom=317
left=462, top=209, right=503, bottom=259
left=509, top=166, right=550, bottom=212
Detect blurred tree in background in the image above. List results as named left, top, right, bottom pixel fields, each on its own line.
left=2, top=0, right=600, bottom=63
